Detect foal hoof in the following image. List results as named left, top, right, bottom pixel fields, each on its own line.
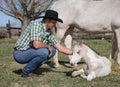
left=66, top=71, right=73, bottom=76
left=54, top=64, right=61, bottom=68
left=66, top=69, right=78, bottom=76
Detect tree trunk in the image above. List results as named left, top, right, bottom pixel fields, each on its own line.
left=21, top=17, right=31, bottom=32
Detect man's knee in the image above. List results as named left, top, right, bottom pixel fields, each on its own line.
left=35, top=47, right=56, bottom=58
left=36, top=48, right=49, bottom=57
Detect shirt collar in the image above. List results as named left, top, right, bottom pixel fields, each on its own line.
left=43, top=24, right=47, bottom=31
left=43, top=23, right=51, bottom=32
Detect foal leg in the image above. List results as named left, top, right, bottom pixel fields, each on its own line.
left=72, top=65, right=87, bottom=77
left=87, top=71, right=96, bottom=81
left=86, top=64, right=97, bottom=81
left=72, top=68, right=85, bottom=77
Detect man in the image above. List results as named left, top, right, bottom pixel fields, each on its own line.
left=13, top=10, right=73, bottom=78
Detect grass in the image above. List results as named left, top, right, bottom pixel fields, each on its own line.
left=0, top=39, right=120, bottom=87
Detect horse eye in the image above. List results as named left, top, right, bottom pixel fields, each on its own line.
left=77, top=51, right=80, bottom=54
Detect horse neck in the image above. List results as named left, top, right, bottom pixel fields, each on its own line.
left=55, top=23, right=69, bottom=41
left=80, top=44, right=98, bottom=63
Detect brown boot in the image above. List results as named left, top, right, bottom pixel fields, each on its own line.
left=21, top=72, right=43, bottom=78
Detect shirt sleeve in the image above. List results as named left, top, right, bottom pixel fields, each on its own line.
left=48, top=34, right=58, bottom=45
left=30, top=21, right=43, bottom=41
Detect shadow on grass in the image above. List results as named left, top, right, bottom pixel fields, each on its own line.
left=12, top=67, right=54, bottom=76
left=12, top=69, right=22, bottom=75
left=45, top=61, right=73, bottom=68
left=12, top=61, right=85, bottom=77
left=46, top=60, right=85, bottom=68
left=45, top=61, right=85, bottom=76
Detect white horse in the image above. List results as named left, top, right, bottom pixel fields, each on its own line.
left=51, top=0, right=120, bottom=67
left=70, top=42, right=112, bottom=81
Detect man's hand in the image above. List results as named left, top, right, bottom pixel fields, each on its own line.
left=54, top=43, right=73, bottom=55
left=48, top=46, right=52, bottom=57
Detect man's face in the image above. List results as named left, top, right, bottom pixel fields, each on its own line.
left=44, top=18, right=57, bottom=29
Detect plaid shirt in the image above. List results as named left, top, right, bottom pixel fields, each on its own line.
left=14, top=21, right=58, bottom=50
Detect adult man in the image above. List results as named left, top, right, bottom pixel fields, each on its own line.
left=13, top=10, right=73, bottom=78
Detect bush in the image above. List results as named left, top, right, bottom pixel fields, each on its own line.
left=0, top=29, right=8, bottom=38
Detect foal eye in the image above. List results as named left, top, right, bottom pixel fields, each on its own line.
left=77, top=51, right=80, bottom=54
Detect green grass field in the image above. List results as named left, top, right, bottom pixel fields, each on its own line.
left=0, top=39, right=120, bottom=87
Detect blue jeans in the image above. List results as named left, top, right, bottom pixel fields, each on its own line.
left=13, top=47, right=56, bottom=74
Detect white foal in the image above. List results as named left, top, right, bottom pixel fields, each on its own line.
left=70, top=42, right=112, bottom=81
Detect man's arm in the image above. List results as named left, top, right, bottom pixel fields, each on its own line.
left=54, top=43, right=73, bottom=55
left=33, top=40, right=52, bottom=57
left=33, top=40, right=50, bottom=49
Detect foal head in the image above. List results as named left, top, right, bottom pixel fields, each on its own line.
left=70, top=42, right=83, bottom=66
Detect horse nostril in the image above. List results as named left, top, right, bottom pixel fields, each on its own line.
left=70, top=63, right=74, bottom=66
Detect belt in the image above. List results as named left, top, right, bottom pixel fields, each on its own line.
left=14, top=47, right=17, bottom=50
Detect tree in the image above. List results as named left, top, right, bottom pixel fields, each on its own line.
left=0, top=0, right=54, bottom=31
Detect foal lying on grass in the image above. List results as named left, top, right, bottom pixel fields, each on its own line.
left=69, top=42, right=112, bottom=81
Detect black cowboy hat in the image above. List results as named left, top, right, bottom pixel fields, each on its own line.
left=41, top=10, right=63, bottom=23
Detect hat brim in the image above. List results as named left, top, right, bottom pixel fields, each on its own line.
left=40, top=16, right=63, bottom=23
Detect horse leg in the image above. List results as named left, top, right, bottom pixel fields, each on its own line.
left=87, top=64, right=97, bottom=81
left=86, top=68, right=96, bottom=81
left=109, top=32, right=117, bottom=60
left=72, top=68, right=85, bottom=77
left=52, top=23, right=70, bottom=67
left=87, top=71, right=96, bottom=81
left=52, top=33, right=72, bottom=68
left=52, top=50, right=61, bottom=67
left=72, top=66, right=96, bottom=80
left=51, top=27, right=61, bottom=67
left=114, top=29, right=120, bottom=65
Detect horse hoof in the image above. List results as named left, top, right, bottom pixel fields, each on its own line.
left=66, top=71, right=73, bottom=76
left=54, top=64, right=61, bottom=68
left=66, top=69, right=78, bottom=76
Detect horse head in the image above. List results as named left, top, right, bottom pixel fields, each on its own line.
left=70, top=42, right=83, bottom=66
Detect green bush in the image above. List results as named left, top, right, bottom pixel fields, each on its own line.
left=0, top=29, right=8, bottom=38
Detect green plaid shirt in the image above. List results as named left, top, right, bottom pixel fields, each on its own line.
left=14, top=21, right=58, bottom=50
